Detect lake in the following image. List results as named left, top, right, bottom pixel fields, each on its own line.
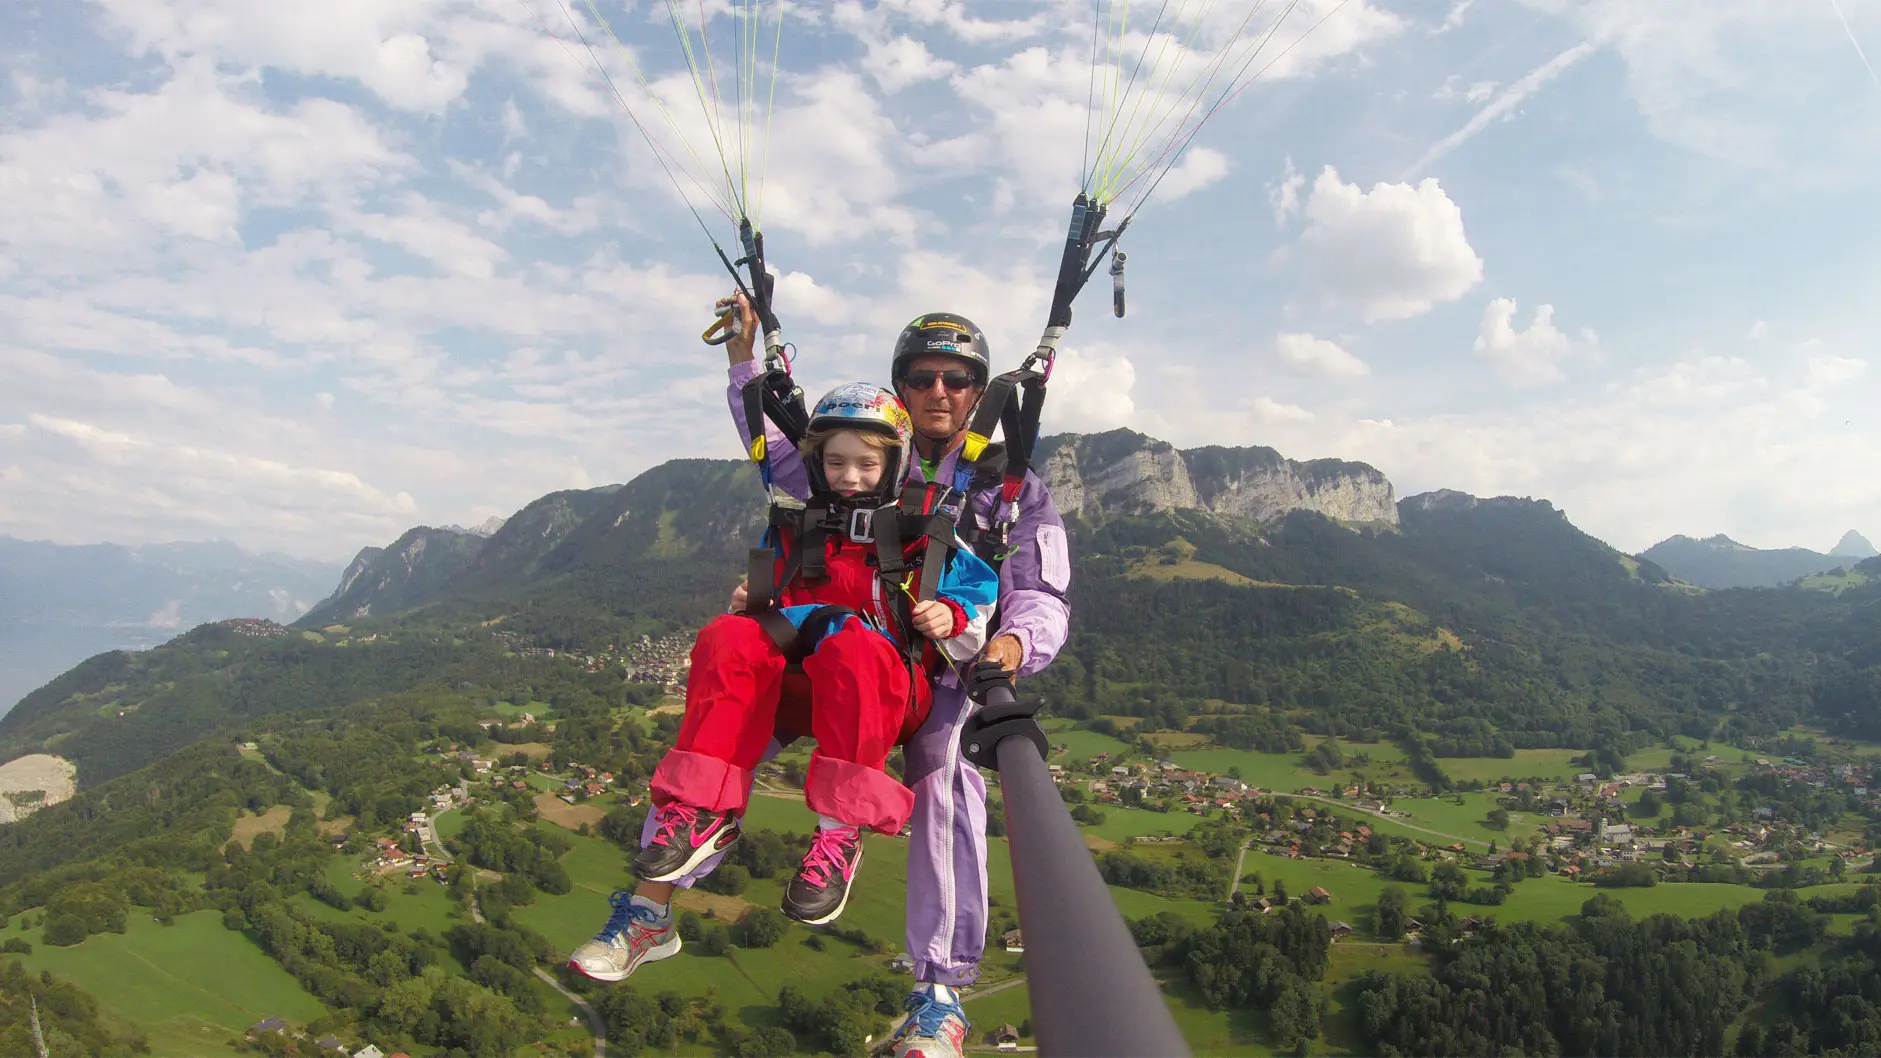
left=0, top=619, right=170, bottom=719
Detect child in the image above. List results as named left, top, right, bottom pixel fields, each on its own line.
left=570, top=383, right=998, bottom=983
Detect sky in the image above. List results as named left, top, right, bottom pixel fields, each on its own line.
left=2, top=0, right=1878, bottom=564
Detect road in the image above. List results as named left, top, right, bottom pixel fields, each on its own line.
left=471, top=892, right=607, bottom=1058
left=535, top=966, right=609, bottom=1058
left=418, top=809, right=453, bottom=862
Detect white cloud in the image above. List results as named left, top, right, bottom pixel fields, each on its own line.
left=1807, top=355, right=1868, bottom=388
left=1745, top=319, right=1770, bottom=341
left=1253, top=396, right=1315, bottom=422
left=1146, top=148, right=1231, bottom=203
left=1473, top=298, right=1596, bottom=387
left=1296, top=166, right=1484, bottom=322
left=1630, top=355, right=1762, bottom=407
left=864, top=35, right=958, bottom=92
left=1435, top=76, right=1498, bottom=103
left=0, top=66, right=410, bottom=268
left=1269, top=157, right=1306, bottom=226
left=96, top=0, right=473, bottom=112
left=1041, top=344, right=1137, bottom=432
left=877, top=0, right=1047, bottom=44
left=1275, top=332, right=1370, bottom=379
left=500, top=98, right=527, bottom=141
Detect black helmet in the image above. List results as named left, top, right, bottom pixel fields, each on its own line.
left=891, top=312, right=990, bottom=389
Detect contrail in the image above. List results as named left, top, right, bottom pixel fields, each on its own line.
left=1826, top=0, right=1881, bottom=93
left=1401, top=41, right=1597, bottom=181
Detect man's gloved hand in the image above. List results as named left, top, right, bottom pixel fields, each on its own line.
left=966, top=658, right=1016, bottom=705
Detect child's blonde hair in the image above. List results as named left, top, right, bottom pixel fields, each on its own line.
left=800, top=425, right=896, bottom=463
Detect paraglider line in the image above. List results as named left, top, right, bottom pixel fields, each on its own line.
left=1088, top=0, right=1177, bottom=196
left=1121, top=0, right=1344, bottom=213
left=529, top=0, right=731, bottom=240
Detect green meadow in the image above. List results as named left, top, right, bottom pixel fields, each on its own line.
left=2, top=910, right=324, bottom=1056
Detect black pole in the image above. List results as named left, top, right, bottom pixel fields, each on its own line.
left=963, top=685, right=1191, bottom=1058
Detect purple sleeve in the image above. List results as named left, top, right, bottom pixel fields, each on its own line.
left=726, top=360, right=811, bottom=501
left=980, top=470, right=1071, bottom=677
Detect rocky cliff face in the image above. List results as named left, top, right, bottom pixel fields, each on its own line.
left=1037, top=430, right=1398, bottom=527
left=302, top=527, right=482, bottom=624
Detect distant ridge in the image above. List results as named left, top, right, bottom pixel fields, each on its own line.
left=1639, top=532, right=1867, bottom=589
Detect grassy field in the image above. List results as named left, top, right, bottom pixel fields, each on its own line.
left=1434, top=749, right=1584, bottom=784
left=492, top=700, right=553, bottom=720
left=1042, top=720, right=1136, bottom=766
left=2, top=910, right=324, bottom=1056
left=535, top=792, right=607, bottom=831
left=1083, top=804, right=1207, bottom=844
left=435, top=806, right=470, bottom=840
left=229, top=804, right=293, bottom=849
left=1389, top=792, right=1539, bottom=844
left=1241, top=853, right=1391, bottom=922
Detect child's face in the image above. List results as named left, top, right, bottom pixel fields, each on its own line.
left=820, top=431, right=887, bottom=496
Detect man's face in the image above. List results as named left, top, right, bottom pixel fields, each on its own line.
left=896, top=354, right=983, bottom=443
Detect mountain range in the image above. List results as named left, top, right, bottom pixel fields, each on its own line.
left=0, top=537, right=338, bottom=716
left=1639, top=529, right=1877, bottom=590
left=6, top=428, right=1878, bottom=791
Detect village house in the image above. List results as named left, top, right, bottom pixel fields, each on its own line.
left=246, top=1016, right=287, bottom=1039
left=1002, top=928, right=1024, bottom=952
left=994, top=1024, right=1021, bottom=1050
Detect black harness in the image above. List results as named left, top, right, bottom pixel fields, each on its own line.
left=743, top=484, right=968, bottom=671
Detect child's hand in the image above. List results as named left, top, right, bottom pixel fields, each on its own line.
left=729, top=580, right=749, bottom=613
left=910, top=599, right=956, bottom=638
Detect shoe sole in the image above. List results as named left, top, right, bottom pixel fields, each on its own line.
left=568, top=931, right=681, bottom=983
left=782, top=844, right=862, bottom=926
left=634, top=823, right=742, bottom=884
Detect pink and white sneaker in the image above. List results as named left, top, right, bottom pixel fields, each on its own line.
left=781, top=824, right=864, bottom=925
left=631, top=803, right=741, bottom=883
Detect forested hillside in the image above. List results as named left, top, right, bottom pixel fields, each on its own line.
left=5, top=436, right=1881, bottom=1056
left=6, top=437, right=1880, bottom=790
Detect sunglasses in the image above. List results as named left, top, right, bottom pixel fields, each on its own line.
left=901, top=369, right=977, bottom=392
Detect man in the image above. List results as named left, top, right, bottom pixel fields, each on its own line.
left=733, top=301, right=1072, bottom=1056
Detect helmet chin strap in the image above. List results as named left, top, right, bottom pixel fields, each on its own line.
left=912, top=431, right=956, bottom=461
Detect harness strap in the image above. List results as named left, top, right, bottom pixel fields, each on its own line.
left=746, top=547, right=776, bottom=613
left=751, top=605, right=858, bottom=664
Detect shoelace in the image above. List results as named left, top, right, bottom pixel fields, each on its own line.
left=799, top=827, right=859, bottom=888
left=900, top=988, right=967, bottom=1040
left=593, top=889, right=663, bottom=942
left=648, top=803, right=700, bottom=848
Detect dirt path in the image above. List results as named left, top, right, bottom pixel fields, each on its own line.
left=1227, top=842, right=1250, bottom=900
left=964, top=975, right=1028, bottom=1003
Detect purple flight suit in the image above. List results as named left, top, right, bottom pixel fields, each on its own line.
left=685, top=360, right=1073, bottom=986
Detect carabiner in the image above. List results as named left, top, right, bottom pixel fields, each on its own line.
left=702, top=303, right=741, bottom=346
